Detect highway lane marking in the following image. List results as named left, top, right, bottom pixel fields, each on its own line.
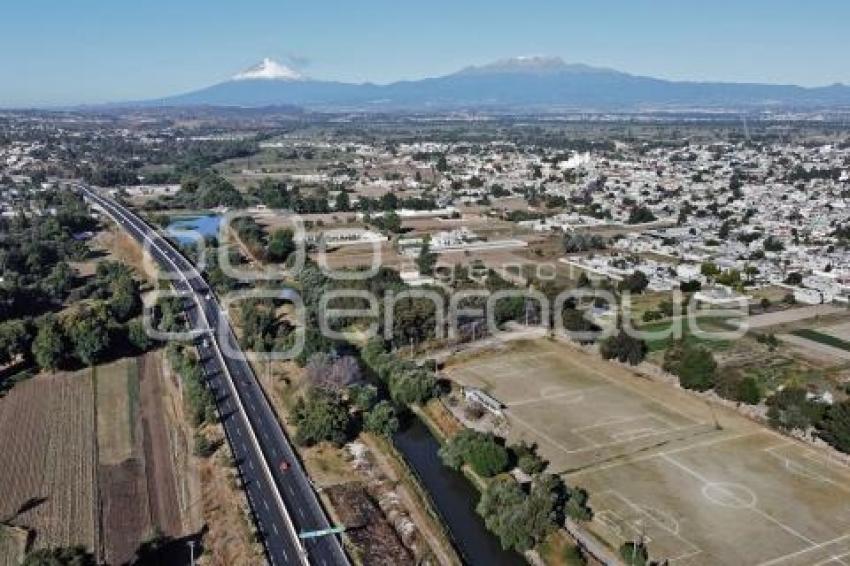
left=89, top=190, right=322, bottom=566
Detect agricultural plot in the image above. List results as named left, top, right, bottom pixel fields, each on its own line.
left=820, top=321, right=850, bottom=342
left=0, top=356, right=185, bottom=564
left=445, top=339, right=850, bottom=566
left=96, top=359, right=138, bottom=465
left=0, top=525, right=27, bottom=566
left=95, top=358, right=152, bottom=565
left=0, top=372, right=99, bottom=554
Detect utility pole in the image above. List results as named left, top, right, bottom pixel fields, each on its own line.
left=706, top=400, right=721, bottom=430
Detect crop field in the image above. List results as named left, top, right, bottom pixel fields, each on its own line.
left=0, top=371, right=98, bottom=554
left=791, top=329, right=850, bottom=352
left=95, top=358, right=153, bottom=565
left=820, top=321, right=850, bottom=342
left=445, top=339, right=850, bottom=566
left=96, top=359, right=138, bottom=465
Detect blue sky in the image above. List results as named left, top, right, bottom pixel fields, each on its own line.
left=2, top=0, right=848, bottom=106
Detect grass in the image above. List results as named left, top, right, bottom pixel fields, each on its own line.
left=95, top=359, right=135, bottom=465
left=640, top=318, right=732, bottom=353
left=538, top=530, right=587, bottom=566
left=792, top=328, right=850, bottom=352
left=126, top=358, right=140, bottom=444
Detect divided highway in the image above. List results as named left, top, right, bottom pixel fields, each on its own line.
left=78, top=186, right=349, bottom=566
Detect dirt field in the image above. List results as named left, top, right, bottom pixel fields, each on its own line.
left=0, top=525, right=28, bottom=566
left=744, top=304, right=848, bottom=329
left=445, top=339, right=850, bottom=566
left=96, top=359, right=151, bottom=564
left=138, top=352, right=183, bottom=537
left=324, top=483, right=412, bottom=565
left=0, top=371, right=99, bottom=555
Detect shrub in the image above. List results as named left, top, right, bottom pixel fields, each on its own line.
left=664, top=341, right=716, bottom=391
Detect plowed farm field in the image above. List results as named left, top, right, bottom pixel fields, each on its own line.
left=0, top=371, right=98, bottom=554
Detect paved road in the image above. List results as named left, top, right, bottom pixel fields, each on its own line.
left=79, top=186, right=348, bottom=566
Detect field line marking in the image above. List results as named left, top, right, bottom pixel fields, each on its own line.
left=549, top=337, right=702, bottom=424
left=816, top=554, right=850, bottom=566
left=592, top=488, right=702, bottom=561
left=757, top=535, right=850, bottom=566
left=573, top=414, right=648, bottom=433
left=508, top=390, right=587, bottom=408
left=566, top=430, right=754, bottom=477
left=661, top=453, right=817, bottom=547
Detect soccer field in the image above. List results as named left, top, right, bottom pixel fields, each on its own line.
left=445, top=339, right=850, bottom=566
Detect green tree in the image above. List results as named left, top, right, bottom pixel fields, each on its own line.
left=700, top=262, right=720, bottom=279
left=267, top=229, right=295, bottom=263
left=381, top=211, right=402, bottom=233
left=416, top=237, right=437, bottom=276
left=334, top=190, right=351, bottom=212
left=565, top=486, right=593, bottom=521
left=108, top=274, right=140, bottom=323
left=293, top=388, right=351, bottom=446
left=511, top=441, right=547, bottom=474
left=32, top=316, right=65, bottom=371
left=735, top=376, right=762, bottom=405
left=348, top=383, right=378, bottom=411
left=363, top=401, right=399, bottom=437
left=0, top=319, right=31, bottom=366
left=477, top=477, right=532, bottom=551
left=127, top=319, right=153, bottom=352
left=620, top=541, right=649, bottom=566
left=627, top=206, right=656, bottom=224
left=43, top=261, right=76, bottom=299
left=68, top=312, right=110, bottom=367
left=23, top=546, right=95, bottom=566
left=476, top=474, right=567, bottom=553
left=435, top=154, right=449, bottom=172
left=619, top=270, right=649, bottom=294
left=817, top=400, right=850, bottom=453
left=599, top=330, right=647, bottom=366
left=440, top=429, right=510, bottom=477
left=664, top=341, right=717, bottom=391
left=767, top=386, right=825, bottom=432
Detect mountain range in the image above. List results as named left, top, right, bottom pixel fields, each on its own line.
left=144, top=56, right=850, bottom=112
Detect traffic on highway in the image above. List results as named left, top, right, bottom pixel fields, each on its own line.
left=78, top=185, right=349, bottom=566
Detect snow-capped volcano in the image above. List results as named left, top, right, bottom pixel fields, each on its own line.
left=147, top=54, right=850, bottom=110
left=232, top=58, right=303, bottom=81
